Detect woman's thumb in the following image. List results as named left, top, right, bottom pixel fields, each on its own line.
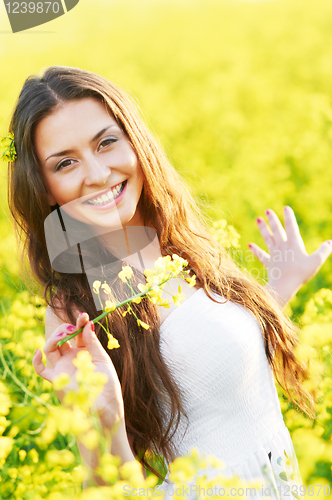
left=82, top=321, right=107, bottom=360
left=312, top=240, right=332, bottom=266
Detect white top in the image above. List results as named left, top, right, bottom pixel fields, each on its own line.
left=157, top=287, right=303, bottom=500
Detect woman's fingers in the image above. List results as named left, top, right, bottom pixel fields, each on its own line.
left=44, top=317, right=89, bottom=367
left=32, top=349, right=53, bottom=382
left=44, top=329, right=73, bottom=367
left=82, top=320, right=110, bottom=362
left=265, top=209, right=287, bottom=245
left=256, top=217, right=275, bottom=250
left=76, top=312, right=90, bottom=329
left=311, top=240, right=332, bottom=269
left=74, top=312, right=90, bottom=348
left=283, top=206, right=306, bottom=249
left=248, top=242, right=270, bottom=267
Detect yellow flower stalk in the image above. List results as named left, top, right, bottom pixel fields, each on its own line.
left=93, top=280, right=101, bottom=294
left=137, top=319, right=150, bottom=330
left=58, top=254, right=197, bottom=348
left=105, top=301, right=116, bottom=312
left=101, top=282, right=113, bottom=295
left=118, top=265, right=133, bottom=283
left=186, top=274, right=196, bottom=287
left=173, top=292, right=186, bottom=306
left=107, top=334, right=120, bottom=350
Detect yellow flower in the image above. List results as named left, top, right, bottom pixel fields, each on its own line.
left=19, top=450, right=27, bottom=462
left=79, top=429, right=100, bottom=450
left=93, top=280, right=102, bottom=294
left=97, top=453, right=121, bottom=483
left=0, top=416, right=10, bottom=436
left=8, top=425, right=19, bottom=438
left=73, top=350, right=95, bottom=371
left=101, top=282, right=113, bottom=295
left=146, top=286, right=163, bottom=305
left=186, top=274, right=196, bottom=287
left=29, top=448, right=39, bottom=464
left=137, top=282, right=149, bottom=293
left=105, top=301, right=116, bottom=312
left=119, top=459, right=144, bottom=479
left=131, top=295, right=142, bottom=304
left=122, top=305, right=132, bottom=317
left=45, top=449, right=76, bottom=468
left=53, top=373, right=71, bottom=391
left=0, top=133, right=16, bottom=162
left=118, top=265, right=133, bottom=283
left=137, top=319, right=150, bottom=330
left=159, top=298, right=170, bottom=308
left=0, top=436, right=14, bottom=466
left=0, top=381, right=12, bottom=416
left=173, top=292, right=186, bottom=306
left=107, top=334, right=120, bottom=350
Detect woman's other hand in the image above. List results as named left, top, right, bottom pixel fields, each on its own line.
left=248, top=206, right=332, bottom=308
left=33, top=313, right=124, bottom=429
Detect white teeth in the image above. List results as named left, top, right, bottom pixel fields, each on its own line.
left=86, top=182, right=124, bottom=206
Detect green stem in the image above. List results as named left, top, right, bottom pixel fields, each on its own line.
left=58, top=271, right=185, bottom=347
left=97, top=293, right=110, bottom=335
left=58, top=288, right=149, bottom=346
left=96, top=321, right=109, bottom=336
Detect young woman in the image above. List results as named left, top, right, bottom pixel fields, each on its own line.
left=7, top=66, right=331, bottom=498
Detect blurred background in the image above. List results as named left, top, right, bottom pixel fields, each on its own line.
left=1, top=0, right=332, bottom=312
left=1, top=0, right=332, bottom=494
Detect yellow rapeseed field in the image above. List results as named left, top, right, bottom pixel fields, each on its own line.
left=0, top=0, right=332, bottom=497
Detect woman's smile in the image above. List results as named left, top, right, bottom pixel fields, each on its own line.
left=83, top=179, right=127, bottom=208
left=34, top=98, right=145, bottom=229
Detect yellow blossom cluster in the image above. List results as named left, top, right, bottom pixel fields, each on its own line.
left=1, top=287, right=331, bottom=498
left=0, top=133, right=17, bottom=162
left=208, top=219, right=241, bottom=250
left=135, top=254, right=196, bottom=311
left=91, top=255, right=196, bottom=341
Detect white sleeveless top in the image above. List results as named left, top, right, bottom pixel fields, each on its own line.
left=157, top=287, right=303, bottom=500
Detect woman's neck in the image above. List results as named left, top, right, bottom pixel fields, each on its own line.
left=96, top=224, right=163, bottom=275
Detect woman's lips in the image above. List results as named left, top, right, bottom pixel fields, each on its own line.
left=83, top=180, right=127, bottom=210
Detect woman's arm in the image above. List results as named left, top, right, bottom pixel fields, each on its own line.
left=248, top=206, right=332, bottom=308
left=39, top=305, right=142, bottom=487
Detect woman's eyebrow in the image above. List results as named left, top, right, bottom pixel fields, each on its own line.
left=92, top=124, right=118, bottom=142
left=45, top=124, right=119, bottom=163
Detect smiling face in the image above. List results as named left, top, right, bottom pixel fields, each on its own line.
left=34, top=97, right=145, bottom=231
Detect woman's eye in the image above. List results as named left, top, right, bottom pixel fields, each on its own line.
left=56, top=159, right=75, bottom=171
left=99, top=138, right=117, bottom=150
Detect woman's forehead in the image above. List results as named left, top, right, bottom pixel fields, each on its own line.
left=34, top=98, right=120, bottom=160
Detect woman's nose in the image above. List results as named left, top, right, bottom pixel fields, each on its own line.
left=83, top=154, right=110, bottom=186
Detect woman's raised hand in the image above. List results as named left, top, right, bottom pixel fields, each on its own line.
left=33, top=313, right=124, bottom=429
left=248, top=206, right=332, bottom=308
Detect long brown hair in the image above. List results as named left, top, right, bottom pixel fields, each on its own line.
left=8, top=66, right=316, bottom=480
